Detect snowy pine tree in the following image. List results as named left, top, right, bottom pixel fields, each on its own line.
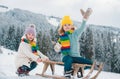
left=5, top=25, right=16, bottom=50
left=15, top=27, right=23, bottom=51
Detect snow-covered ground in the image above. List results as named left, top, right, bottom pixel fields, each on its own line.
left=0, top=47, right=120, bottom=79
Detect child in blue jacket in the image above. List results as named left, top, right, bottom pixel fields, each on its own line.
left=54, top=8, right=93, bottom=78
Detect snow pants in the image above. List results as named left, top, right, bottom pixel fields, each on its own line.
left=62, top=55, right=93, bottom=72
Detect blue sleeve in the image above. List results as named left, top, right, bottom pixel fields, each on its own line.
left=73, top=20, right=87, bottom=38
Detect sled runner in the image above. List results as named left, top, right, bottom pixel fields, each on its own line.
left=36, top=73, right=66, bottom=79
left=90, top=62, right=104, bottom=79
left=83, top=62, right=104, bottom=79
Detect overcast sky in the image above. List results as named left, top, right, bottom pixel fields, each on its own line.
left=0, top=0, right=120, bottom=27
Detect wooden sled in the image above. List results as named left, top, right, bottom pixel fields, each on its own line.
left=40, top=60, right=92, bottom=78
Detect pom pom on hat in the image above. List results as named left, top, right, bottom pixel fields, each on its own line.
left=61, top=16, right=73, bottom=26
left=25, top=24, right=36, bottom=37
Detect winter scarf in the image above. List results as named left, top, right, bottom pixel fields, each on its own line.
left=58, top=30, right=74, bottom=55
left=21, top=38, right=40, bottom=57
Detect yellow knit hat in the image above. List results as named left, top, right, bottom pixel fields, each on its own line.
left=61, top=16, right=73, bottom=26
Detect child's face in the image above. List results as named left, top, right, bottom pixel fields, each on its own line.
left=26, top=33, right=34, bottom=41
left=63, top=24, right=72, bottom=32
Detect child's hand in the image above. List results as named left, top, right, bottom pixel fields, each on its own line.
left=37, top=58, right=42, bottom=62
left=44, top=57, right=49, bottom=61
left=54, top=42, right=61, bottom=53
left=41, top=57, right=49, bottom=62
left=80, top=8, right=92, bottom=20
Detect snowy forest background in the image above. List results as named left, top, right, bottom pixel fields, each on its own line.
left=0, top=8, right=120, bottom=74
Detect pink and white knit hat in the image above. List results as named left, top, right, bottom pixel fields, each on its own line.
left=25, top=24, right=36, bottom=37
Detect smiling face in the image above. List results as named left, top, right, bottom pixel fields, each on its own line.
left=63, top=24, right=73, bottom=32
left=26, top=33, right=34, bottom=41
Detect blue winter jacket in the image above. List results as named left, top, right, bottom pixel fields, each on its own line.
left=62, top=19, right=87, bottom=57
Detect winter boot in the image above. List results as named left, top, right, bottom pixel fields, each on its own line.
left=16, top=65, right=30, bottom=77
left=77, top=67, right=83, bottom=78
left=64, top=70, right=74, bottom=79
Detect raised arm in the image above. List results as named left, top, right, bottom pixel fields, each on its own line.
left=73, top=8, right=92, bottom=37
